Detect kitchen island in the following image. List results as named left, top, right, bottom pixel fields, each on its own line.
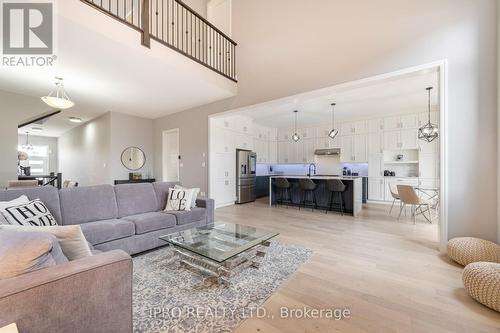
left=269, top=176, right=363, bottom=216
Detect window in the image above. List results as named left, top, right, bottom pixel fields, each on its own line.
left=18, top=145, right=50, bottom=175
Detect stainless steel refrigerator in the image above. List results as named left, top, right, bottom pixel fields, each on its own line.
left=236, top=149, right=257, bottom=204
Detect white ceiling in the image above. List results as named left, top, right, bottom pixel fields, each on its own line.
left=4, top=0, right=236, bottom=137
left=234, top=69, right=440, bottom=129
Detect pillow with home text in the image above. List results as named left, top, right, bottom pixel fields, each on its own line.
left=164, top=188, right=193, bottom=212
left=3, top=199, right=58, bottom=226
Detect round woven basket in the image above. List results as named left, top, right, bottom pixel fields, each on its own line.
left=447, top=237, right=500, bottom=266
left=463, top=262, right=500, bottom=312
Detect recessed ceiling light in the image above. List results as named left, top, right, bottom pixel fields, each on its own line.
left=69, top=117, right=82, bottom=123
left=31, top=127, right=43, bottom=132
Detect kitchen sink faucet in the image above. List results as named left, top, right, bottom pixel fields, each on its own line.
left=307, top=163, right=317, bottom=177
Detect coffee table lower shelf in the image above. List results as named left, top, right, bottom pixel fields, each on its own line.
left=172, top=241, right=271, bottom=285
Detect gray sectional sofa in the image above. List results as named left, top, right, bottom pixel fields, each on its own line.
left=0, top=181, right=214, bottom=255
left=0, top=182, right=214, bottom=333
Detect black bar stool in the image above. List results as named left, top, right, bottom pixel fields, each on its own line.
left=299, top=178, right=317, bottom=211
left=326, top=179, right=346, bottom=215
left=274, top=178, right=292, bottom=208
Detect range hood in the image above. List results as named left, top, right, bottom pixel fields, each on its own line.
left=314, top=148, right=341, bottom=156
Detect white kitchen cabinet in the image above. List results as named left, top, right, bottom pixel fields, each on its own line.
left=368, top=118, right=384, bottom=133
left=278, top=128, right=291, bottom=141
left=300, top=127, right=317, bottom=139
left=233, top=116, right=252, bottom=134
left=302, top=139, right=316, bottom=163
left=269, top=128, right=278, bottom=142
left=400, top=129, right=418, bottom=149
left=383, top=130, right=401, bottom=150
left=341, top=122, right=354, bottom=135
left=383, top=129, right=418, bottom=150
left=269, top=141, right=278, bottom=163
left=400, top=114, right=418, bottom=129
left=316, top=137, right=330, bottom=149
left=368, top=132, right=384, bottom=154
left=353, top=120, right=368, bottom=134
left=214, top=154, right=234, bottom=180
left=278, top=141, right=289, bottom=163
left=418, top=178, right=439, bottom=189
left=254, top=139, right=269, bottom=163
left=384, top=178, right=419, bottom=201
left=419, top=153, right=438, bottom=179
left=384, top=116, right=401, bottom=131
left=354, top=135, right=367, bottom=162
left=340, top=136, right=354, bottom=162
left=368, top=178, right=385, bottom=201
left=419, top=138, right=438, bottom=154
left=235, top=133, right=253, bottom=150
left=341, top=135, right=367, bottom=162
left=213, top=179, right=235, bottom=207
left=316, top=125, right=331, bottom=138
left=368, top=154, right=384, bottom=178
left=287, top=142, right=298, bottom=163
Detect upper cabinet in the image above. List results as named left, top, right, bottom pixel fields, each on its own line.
left=341, top=135, right=367, bottom=163
left=383, top=129, right=418, bottom=150
left=384, top=114, right=418, bottom=131
left=341, top=120, right=367, bottom=135
left=368, top=119, right=384, bottom=133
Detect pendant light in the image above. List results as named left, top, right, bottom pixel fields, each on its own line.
left=22, top=132, right=33, bottom=151
left=328, top=102, right=339, bottom=140
left=292, top=110, right=300, bottom=142
left=41, top=77, right=75, bottom=110
left=418, top=87, right=439, bottom=142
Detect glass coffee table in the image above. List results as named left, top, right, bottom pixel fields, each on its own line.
left=160, top=222, right=279, bottom=284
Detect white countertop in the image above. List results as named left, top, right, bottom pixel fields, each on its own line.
left=269, top=175, right=362, bottom=180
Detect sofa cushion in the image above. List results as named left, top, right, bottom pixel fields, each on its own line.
left=0, top=187, right=62, bottom=224
left=114, top=183, right=158, bottom=218
left=60, top=185, right=118, bottom=225
left=3, top=199, right=58, bottom=226
left=166, top=207, right=207, bottom=225
left=0, top=231, right=67, bottom=279
left=153, top=181, right=181, bottom=211
left=80, top=219, right=135, bottom=245
left=122, top=212, right=176, bottom=234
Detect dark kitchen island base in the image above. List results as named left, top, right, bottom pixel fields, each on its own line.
left=269, top=176, right=363, bottom=216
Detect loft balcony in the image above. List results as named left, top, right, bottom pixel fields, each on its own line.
left=81, top=0, right=237, bottom=82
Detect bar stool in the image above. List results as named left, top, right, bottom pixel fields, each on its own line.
left=274, top=178, right=292, bottom=208
left=299, top=178, right=317, bottom=211
left=326, top=179, right=346, bottom=215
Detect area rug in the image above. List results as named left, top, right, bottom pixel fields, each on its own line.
left=133, top=242, right=313, bottom=333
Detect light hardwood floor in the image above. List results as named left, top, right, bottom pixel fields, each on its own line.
left=215, top=199, right=500, bottom=333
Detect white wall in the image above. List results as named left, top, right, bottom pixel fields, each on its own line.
left=109, top=112, right=154, bottom=182
left=58, top=113, right=111, bottom=186
left=17, top=134, right=58, bottom=174
left=0, top=90, right=51, bottom=188
left=153, top=0, right=499, bottom=243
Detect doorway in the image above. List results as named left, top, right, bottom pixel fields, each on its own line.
left=162, top=129, right=180, bottom=182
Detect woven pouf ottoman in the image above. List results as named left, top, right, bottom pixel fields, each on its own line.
left=447, top=237, right=500, bottom=266
left=463, top=262, right=500, bottom=312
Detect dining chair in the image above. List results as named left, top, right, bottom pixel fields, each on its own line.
left=397, top=185, right=433, bottom=224
left=388, top=183, right=402, bottom=215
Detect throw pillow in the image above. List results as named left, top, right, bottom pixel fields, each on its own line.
left=164, top=188, right=194, bottom=211
left=0, top=195, right=29, bottom=224
left=174, top=185, right=200, bottom=208
left=3, top=199, right=58, bottom=226
left=0, top=231, right=68, bottom=280
left=0, top=225, right=92, bottom=260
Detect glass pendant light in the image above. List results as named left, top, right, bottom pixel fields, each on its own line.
left=41, top=77, right=75, bottom=110
left=292, top=110, right=300, bottom=142
left=328, top=102, right=339, bottom=140
left=418, top=87, right=439, bottom=142
left=22, top=132, right=33, bottom=151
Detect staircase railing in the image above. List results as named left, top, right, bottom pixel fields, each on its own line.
left=81, top=0, right=237, bottom=82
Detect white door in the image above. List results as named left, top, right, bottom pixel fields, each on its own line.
left=162, top=129, right=179, bottom=182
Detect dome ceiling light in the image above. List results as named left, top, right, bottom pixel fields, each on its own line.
left=41, top=77, right=75, bottom=110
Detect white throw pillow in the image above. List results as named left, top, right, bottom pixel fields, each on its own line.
left=0, top=195, right=29, bottom=224
left=2, top=199, right=58, bottom=226
left=0, top=225, right=92, bottom=260
left=174, top=185, right=200, bottom=208
left=164, top=188, right=194, bottom=211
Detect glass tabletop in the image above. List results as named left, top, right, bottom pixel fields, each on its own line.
left=160, top=221, right=279, bottom=263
